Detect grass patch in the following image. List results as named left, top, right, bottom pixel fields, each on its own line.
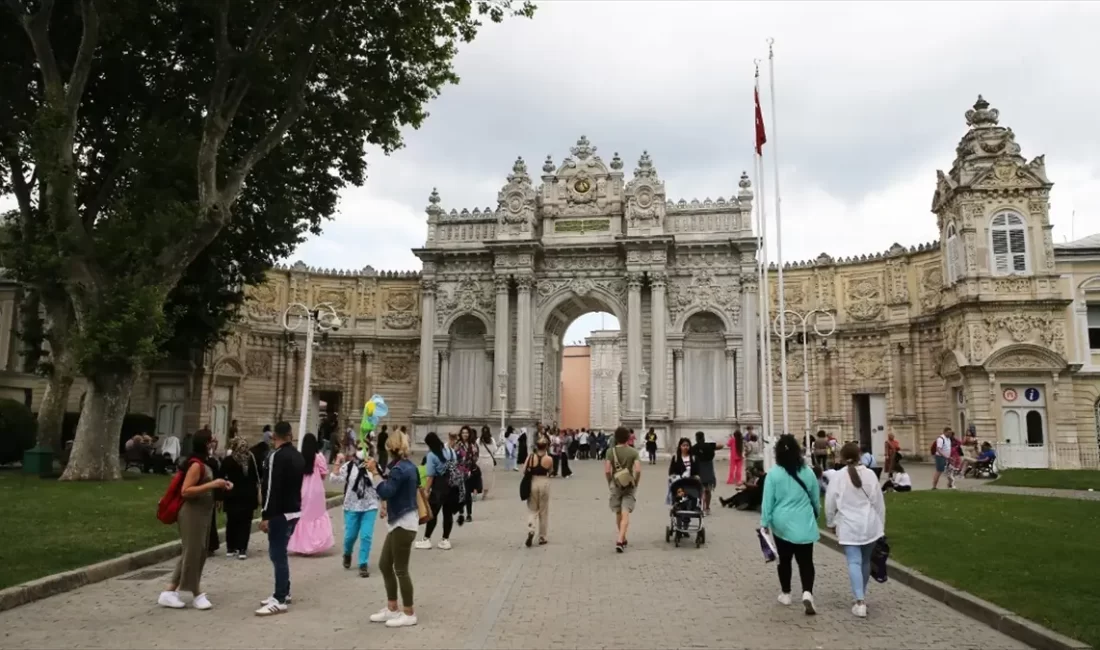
left=883, top=491, right=1100, bottom=648
left=992, top=469, right=1100, bottom=491
left=0, top=472, right=225, bottom=590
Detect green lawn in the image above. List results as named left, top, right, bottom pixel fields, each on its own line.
left=991, top=468, right=1100, bottom=491
left=0, top=471, right=187, bottom=590
left=883, top=491, right=1100, bottom=648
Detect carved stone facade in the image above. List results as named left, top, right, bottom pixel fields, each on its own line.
left=0, top=100, right=1096, bottom=467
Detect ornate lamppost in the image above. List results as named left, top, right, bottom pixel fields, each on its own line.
left=283, top=302, right=342, bottom=450
left=639, top=367, right=650, bottom=437
left=498, top=369, right=508, bottom=435
left=773, top=309, right=836, bottom=457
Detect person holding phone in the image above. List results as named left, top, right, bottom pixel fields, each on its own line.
left=158, top=429, right=232, bottom=610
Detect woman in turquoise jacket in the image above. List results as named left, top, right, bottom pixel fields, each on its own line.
left=760, top=434, right=821, bottom=616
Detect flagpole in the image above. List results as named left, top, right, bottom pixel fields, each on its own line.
left=753, top=60, right=775, bottom=471
left=767, top=38, right=790, bottom=442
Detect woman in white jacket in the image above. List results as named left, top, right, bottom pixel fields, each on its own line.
left=825, top=442, right=886, bottom=619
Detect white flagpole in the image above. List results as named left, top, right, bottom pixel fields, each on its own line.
left=753, top=61, right=775, bottom=470
left=767, top=38, right=790, bottom=441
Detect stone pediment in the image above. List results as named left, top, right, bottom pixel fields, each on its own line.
left=982, top=343, right=1067, bottom=373
left=968, top=155, right=1050, bottom=191
left=538, top=136, right=624, bottom=225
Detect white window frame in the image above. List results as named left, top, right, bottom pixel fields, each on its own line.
left=989, top=211, right=1030, bottom=276
left=1087, top=303, right=1100, bottom=351
left=945, top=222, right=964, bottom=284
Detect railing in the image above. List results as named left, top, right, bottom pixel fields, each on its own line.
left=433, top=220, right=496, bottom=243
left=665, top=211, right=739, bottom=235
left=995, top=441, right=1100, bottom=470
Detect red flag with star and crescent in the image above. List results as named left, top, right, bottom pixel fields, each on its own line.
left=754, top=86, right=767, bottom=155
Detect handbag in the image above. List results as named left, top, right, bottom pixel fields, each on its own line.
left=611, top=448, right=635, bottom=488
left=482, top=442, right=497, bottom=467
left=519, top=456, right=533, bottom=501
left=416, top=487, right=433, bottom=525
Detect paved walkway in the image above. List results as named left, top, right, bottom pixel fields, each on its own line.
left=0, top=460, right=1025, bottom=649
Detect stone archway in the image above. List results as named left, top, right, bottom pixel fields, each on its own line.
left=412, top=135, right=759, bottom=439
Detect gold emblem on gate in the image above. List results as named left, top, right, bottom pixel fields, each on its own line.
left=574, top=178, right=591, bottom=194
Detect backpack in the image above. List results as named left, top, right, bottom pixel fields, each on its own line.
left=157, top=459, right=202, bottom=524
left=431, top=449, right=466, bottom=505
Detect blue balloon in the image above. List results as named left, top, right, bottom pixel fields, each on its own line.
left=369, top=394, right=389, bottom=419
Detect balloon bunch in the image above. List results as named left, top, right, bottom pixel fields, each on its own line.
left=359, top=394, right=388, bottom=455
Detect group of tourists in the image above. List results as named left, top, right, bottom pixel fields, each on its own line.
left=501, top=425, right=616, bottom=476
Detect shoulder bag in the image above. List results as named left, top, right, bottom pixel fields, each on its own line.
left=519, top=454, right=534, bottom=501
left=611, top=448, right=635, bottom=488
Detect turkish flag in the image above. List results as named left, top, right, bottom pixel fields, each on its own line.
left=754, top=87, right=767, bottom=155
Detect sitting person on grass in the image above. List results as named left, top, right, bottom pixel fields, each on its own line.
left=881, top=463, right=912, bottom=493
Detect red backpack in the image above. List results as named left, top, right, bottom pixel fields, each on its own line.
left=157, top=459, right=202, bottom=524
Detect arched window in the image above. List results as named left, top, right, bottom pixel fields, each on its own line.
left=1025, top=410, right=1044, bottom=445
left=945, top=223, right=964, bottom=284
left=990, top=211, right=1029, bottom=276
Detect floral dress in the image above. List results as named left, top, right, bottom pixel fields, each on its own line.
left=456, top=441, right=481, bottom=491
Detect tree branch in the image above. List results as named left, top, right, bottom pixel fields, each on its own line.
left=18, top=0, right=64, bottom=100
left=82, top=145, right=132, bottom=227
left=197, top=0, right=235, bottom=211
left=66, top=0, right=101, bottom=119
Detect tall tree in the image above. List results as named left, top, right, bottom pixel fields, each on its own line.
left=1, top=0, right=535, bottom=480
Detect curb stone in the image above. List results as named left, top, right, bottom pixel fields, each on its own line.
left=817, top=531, right=1090, bottom=650
left=0, top=495, right=343, bottom=613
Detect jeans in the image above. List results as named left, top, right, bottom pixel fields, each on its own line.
left=267, top=514, right=299, bottom=603
left=843, top=542, right=875, bottom=601
left=775, top=535, right=815, bottom=594
left=343, top=509, right=378, bottom=567
left=380, top=527, right=416, bottom=607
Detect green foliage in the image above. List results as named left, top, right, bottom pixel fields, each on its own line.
left=0, top=398, right=37, bottom=464
left=1, top=0, right=537, bottom=377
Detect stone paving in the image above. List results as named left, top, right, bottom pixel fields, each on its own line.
left=0, top=459, right=1026, bottom=650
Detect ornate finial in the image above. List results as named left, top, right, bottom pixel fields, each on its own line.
left=512, top=156, right=527, bottom=175
left=570, top=135, right=595, bottom=161
left=610, top=152, right=623, bottom=171
left=426, top=187, right=443, bottom=216
left=507, top=157, right=531, bottom=185
left=738, top=171, right=752, bottom=199
left=634, top=150, right=655, bottom=177
left=965, top=94, right=999, bottom=128
left=542, top=155, right=555, bottom=174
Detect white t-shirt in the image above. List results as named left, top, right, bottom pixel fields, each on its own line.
left=822, top=468, right=840, bottom=486
left=893, top=472, right=912, bottom=488
left=578, top=432, right=589, bottom=445
left=935, top=435, right=953, bottom=458
left=825, top=466, right=886, bottom=546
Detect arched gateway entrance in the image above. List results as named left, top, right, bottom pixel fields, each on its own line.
left=411, top=136, right=761, bottom=448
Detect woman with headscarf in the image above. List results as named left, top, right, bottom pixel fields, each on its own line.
left=219, top=436, right=261, bottom=559
left=516, top=428, right=529, bottom=466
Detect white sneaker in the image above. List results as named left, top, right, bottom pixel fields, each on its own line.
left=414, top=539, right=432, bottom=550
left=225, top=551, right=235, bottom=558
left=802, top=591, right=817, bottom=615
left=852, top=602, right=867, bottom=618
left=385, top=612, right=418, bottom=628
left=369, top=607, right=401, bottom=623
left=438, top=539, right=452, bottom=550
left=157, top=591, right=186, bottom=609
left=259, top=595, right=292, bottom=606
left=192, top=593, right=212, bottom=610
left=777, top=592, right=792, bottom=606
left=237, top=552, right=247, bottom=560
left=255, top=600, right=287, bottom=616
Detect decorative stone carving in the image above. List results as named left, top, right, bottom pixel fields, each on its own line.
left=918, top=265, right=943, bottom=313
left=496, top=157, right=537, bottom=235
left=386, top=289, right=417, bottom=312
left=626, top=273, right=644, bottom=291
left=845, top=277, right=884, bottom=322
left=246, top=282, right=280, bottom=322
left=884, top=259, right=909, bottom=305
left=313, top=356, right=344, bottom=382
left=672, top=349, right=684, bottom=360
left=245, top=349, right=273, bottom=378
left=534, top=276, right=627, bottom=307
left=770, top=280, right=807, bottom=311
left=541, top=136, right=617, bottom=220
left=814, top=267, right=836, bottom=311
left=852, top=349, right=886, bottom=379
left=436, top=278, right=495, bottom=327
left=741, top=275, right=758, bottom=293
left=382, top=355, right=412, bottom=382
left=649, top=272, right=667, bottom=290
left=993, top=278, right=1030, bottom=294
left=1043, top=230, right=1055, bottom=270
left=516, top=275, right=536, bottom=292
left=774, top=350, right=805, bottom=379
left=685, top=311, right=725, bottom=334
left=668, top=271, right=740, bottom=328
left=624, top=151, right=666, bottom=231
left=382, top=311, right=418, bottom=330
left=541, top=255, right=622, bottom=272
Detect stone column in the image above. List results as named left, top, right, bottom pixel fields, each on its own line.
left=493, top=276, right=510, bottom=414
left=438, top=349, right=450, bottom=415
left=515, top=276, right=534, bottom=415
left=416, top=280, right=436, bottom=413
left=626, top=272, right=644, bottom=413
left=649, top=272, right=668, bottom=416
left=726, top=348, right=738, bottom=419
left=741, top=279, right=759, bottom=417
left=673, top=348, right=685, bottom=418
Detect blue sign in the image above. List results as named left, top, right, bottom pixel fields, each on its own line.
left=1024, top=387, right=1041, bottom=402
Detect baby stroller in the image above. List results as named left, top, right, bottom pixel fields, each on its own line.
left=665, top=476, right=706, bottom=548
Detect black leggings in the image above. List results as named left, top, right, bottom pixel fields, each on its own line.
left=425, top=499, right=455, bottom=539
left=463, top=477, right=475, bottom=517
left=775, top=536, right=815, bottom=594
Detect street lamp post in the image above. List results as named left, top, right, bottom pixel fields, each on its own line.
left=283, top=302, right=342, bottom=450
left=774, top=309, right=836, bottom=458
left=498, top=369, right=508, bottom=435
left=639, top=368, right=650, bottom=438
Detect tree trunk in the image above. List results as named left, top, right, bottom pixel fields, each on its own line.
left=35, top=366, right=74, bottom=455
left=59, top=371, right=134, bottom=481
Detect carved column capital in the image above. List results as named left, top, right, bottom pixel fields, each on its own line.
left=673, top=348, right=684, bottom=360
left=440, top=349, right=451, bottom=361
left=741, top=276, right=758, bottom=293
left=419, top=278, right=438, bottom=295
left=627, top=272, right=644, bottom=291
left=649, top=272, right=667, bottom=290
left=725, top=348, right=737, bottom=359
left=516, top=275, right=536, bottom=293
left=494, top=275, right=511, bottom=293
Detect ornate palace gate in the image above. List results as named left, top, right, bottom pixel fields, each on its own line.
left=412, top=136, right=761, bottom=448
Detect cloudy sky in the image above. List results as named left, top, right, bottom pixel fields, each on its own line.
left=5, top=2, right=1098, bottom=342
left=296, top=0, right=1100, bottom=341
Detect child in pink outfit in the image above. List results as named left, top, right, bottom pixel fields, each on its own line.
left=726, top=431, right=745, bottom=485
